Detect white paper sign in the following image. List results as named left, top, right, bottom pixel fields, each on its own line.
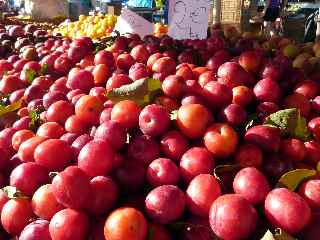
left=114, top=8, right=154, bottom=38
left=168, top=0, right=211, bottom=40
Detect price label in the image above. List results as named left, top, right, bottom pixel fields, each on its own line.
left=168, top=0, right=211, bottom=40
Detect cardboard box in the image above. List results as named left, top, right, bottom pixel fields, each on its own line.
left=107, top=4, right=122, bottom=15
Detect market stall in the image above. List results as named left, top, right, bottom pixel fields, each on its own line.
left=285, top=1, right=319, bottom=42
left=0, top=1, right=319, bottom=240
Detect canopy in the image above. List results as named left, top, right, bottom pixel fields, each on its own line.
left=126, top=0, right=153, bottom=8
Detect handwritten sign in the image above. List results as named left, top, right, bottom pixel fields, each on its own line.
left=168, top=0, right=211, bottom=40
left=114, top=8, right=154, bottom=38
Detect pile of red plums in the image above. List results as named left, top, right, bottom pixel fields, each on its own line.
left=0, top=24, right=319, bottom=240
left=0, top=23, right=50, bottom=59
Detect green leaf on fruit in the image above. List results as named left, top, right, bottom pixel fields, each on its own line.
left=245, top=113, right=259, bottom=131
left=277, top=169, right=317, bottom=191
left=106, top=78, right=162, bottom=107
left=264, top=108, right=312, bottom=141
left=261, top=229, right=296, bottom=240
left=170, top=110, right=178, bottom=120
left=40, top=64, right=48, bottom=75
left=29, top=108, right=44, bottom=131
left=294, top=114, right=312, bottom=141
left=213, top=164, right=241, bottom=192
left=26, top=69, right=37, bottom=84
left=0, top=98, right=23, bottom=118
left=214, top=164, right=240, bottom=182
left=2, top=186, right=29, bottom=199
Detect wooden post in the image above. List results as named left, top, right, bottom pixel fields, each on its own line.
left=214, top=0, right=221, bottom=24
left=317, top=9, right=320, bottom=42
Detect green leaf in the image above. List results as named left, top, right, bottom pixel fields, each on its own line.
left=264, top=108, right=312, bottom=141
left=245, top=113, right=259, bottom=131
left=277, top=169, right=317, bottom=191
left=213, top=164, right=240, bottom=192
left=317, top=161, right=320, bottom=172
left=213, top=164, right=240, bottom=182
left=170, top=110, right=178, bottom=120
left=26, top=69, right=37, bottom=84
left=28, top=108, right=44, bottom=130
left=2, top=186, right=29, bottom=199
left=264, top=108, right=297, bottom=131
left=40, top=64, right=48, bottom=75
left=295, top=113, right=312, bottom=141
left=106, top=78, right=162, bottom=107
left=0, top=98, right=23, bottom=117
left=261, top=229, right=297, bottom=240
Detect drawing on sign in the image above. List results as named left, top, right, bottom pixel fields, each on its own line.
left=173, top=1, right=186, bottom=25
left=124, top=10, right=143, bottom=29
left=168, top=0, right=211, bottom=40
left=191, top=6, right=207, bottom=24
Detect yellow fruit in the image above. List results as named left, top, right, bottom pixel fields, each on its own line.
left=283, top=44, right=299, bottom=59
left=79, top=15, right=86, bottom=21
left=54, top=14, right=117, bottom=39
left=293, top=54, right=310, bottom=69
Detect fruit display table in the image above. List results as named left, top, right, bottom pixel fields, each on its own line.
left=0, top=16, right=320, bottom=240
left=53, top=14, right=117, bottom=39
left=3, top=15, right=64, bottom=30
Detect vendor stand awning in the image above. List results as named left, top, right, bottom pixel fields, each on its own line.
left=126, top=0, right=153, bottom=8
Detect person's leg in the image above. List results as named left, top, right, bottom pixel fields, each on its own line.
left=269, top=21, right=277, bottom=37
left=263, top=21, right=273, bottom=37
left=263, top=7, right=280, bottom=38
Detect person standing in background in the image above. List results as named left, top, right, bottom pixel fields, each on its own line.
left=68, top=0, right=92, bottom=20
left=263, top=0, right=287, bottom=37
left=164, top=0, right=168, bottom=24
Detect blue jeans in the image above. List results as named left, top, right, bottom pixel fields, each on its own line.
left=164, top=0, right=168, bottom=24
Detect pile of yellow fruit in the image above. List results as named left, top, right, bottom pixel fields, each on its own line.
left=53, top=14, right=117, bottom=40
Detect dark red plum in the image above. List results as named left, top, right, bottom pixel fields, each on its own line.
left=127, top=135, right=160, bottom=166
left=265, top=188, right=311, bottom=234
left=245, top=125, right=281, bottom=152
left=139, top=104, right=171, bottom=137
left=209, top=194, right=257, bottom=240
left=146, top=158, right=180, bottom=187
left=145, top=185, right=185, bottom=224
